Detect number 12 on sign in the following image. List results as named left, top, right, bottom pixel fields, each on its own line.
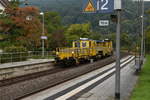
left=97, top=0, right=114, bottom=13
left=83, top=0, right=114, bottom=13
left=97, top=0, right=108, bottom=10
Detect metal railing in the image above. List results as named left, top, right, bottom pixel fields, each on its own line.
left=0, top=51, right=55, bottom=64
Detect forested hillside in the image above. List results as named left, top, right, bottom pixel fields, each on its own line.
left=23, top=0, right=150, bottom=53
left=0, top=0, right=150, bottom=53
left=21, top=0, right=145, bottom=34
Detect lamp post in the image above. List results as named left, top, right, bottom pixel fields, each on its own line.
left=140, top=0, right=144, bottom=68
left=40, top=12, right=45, bottom=57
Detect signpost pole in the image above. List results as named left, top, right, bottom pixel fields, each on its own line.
left=114, top=0, right=121, bottom=99
left=115, top=9, right=121, bottom=100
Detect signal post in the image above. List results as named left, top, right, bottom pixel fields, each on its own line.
left=114, top=0, right=122, bottom=99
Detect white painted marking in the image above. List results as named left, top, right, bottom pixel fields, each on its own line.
left=55, top=56, right=134, bottom=100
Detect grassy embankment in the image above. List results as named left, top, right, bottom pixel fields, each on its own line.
left=131, top=55, right=150, bottom=100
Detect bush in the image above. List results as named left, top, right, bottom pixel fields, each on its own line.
left=0, top=46, right=28, bottom=63
left=3, top=46, right=27, bottom=52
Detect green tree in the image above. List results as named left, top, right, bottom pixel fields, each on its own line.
left=120, top=33, right=135, bottom=52
left=44, top=12, right=62, bottom=34
left=65, top=23, right=92, bottom=41
left=48, top=30, right=66, bottom=50
left=0, top=6, right=43, bottom=50
left=10, top=0, right=20, bottom=8
left=145, top=26, right=150, bottom=53
left=89, top=32, right=102, bottom=40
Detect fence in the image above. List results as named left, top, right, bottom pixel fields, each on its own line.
left=0, top=51, right=55, bottom=64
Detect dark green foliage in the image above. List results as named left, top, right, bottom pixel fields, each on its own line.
left=143, top=9, right=150, bottom=53
left=10, top=0, right=20, bottom=8
left=48, top=30, right=66, bottom=50
left=145, top=26, right=150, bottom=53
left=64, top=23, right=93, bottom=45
left=44, top=11, right=62, bottom=33
left=3, top=46, right=27, bottom=52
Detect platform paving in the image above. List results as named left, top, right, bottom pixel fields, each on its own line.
left=22, top=56, right=138, bottom=100
left=77, top=59, right=138, bottom=100
left=0, top=59, right=54, bottom=69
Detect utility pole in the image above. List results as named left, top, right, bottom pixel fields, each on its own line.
left=115, top=9, right=121, bottom=100
left=136, top=0, right=141, bottom=73
left=114, top=0, right=122, bottom=99
left=142, top=0, right=145, bottom=58
left=140, top=0, right=144, bottom=67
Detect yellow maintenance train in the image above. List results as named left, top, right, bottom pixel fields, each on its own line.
left=55, top=38, right=113, bottom=66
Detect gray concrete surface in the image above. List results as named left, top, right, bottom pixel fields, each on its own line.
left=77, top=58, right=138, bottom=100
left=22, top=56, right=137, bottom=100
left=0, top=55, right=121, bottom=100
left=0, top=59, right=54, bottom=69
left=0, top=59, right=54, bottom=80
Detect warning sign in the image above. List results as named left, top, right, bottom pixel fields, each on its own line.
left=82, top=0, right=114, bottom=13
left=83, top=0, right=96, bottom=13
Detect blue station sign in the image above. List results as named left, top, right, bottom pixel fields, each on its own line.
left=83, top=0, right=114, bottom=13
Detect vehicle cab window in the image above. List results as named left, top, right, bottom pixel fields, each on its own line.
left=82, top=42, right=87, bottom=47
left=75, top=42, right=80, bottom=47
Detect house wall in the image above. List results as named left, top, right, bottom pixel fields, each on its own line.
left=0, top=3, right=5, bottom=11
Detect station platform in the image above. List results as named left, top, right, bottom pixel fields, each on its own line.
left=22, top=56, right=137, bottom=100
left=0, top=59, right=54, bottom=69
left=0, top=59, right=55, bottom=80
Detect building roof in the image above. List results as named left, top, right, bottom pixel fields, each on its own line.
left=0, top=0, right=9, bottom=8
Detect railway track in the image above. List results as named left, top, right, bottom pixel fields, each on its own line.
left=44, top=56, right=135, bottom=100
left=0, top=53, right=129, bottom=100
left=0, top=67, right=64, bottom=87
